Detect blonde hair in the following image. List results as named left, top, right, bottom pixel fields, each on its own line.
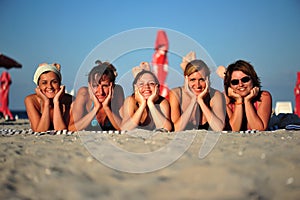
left=184, top=59, right=211, bottom=77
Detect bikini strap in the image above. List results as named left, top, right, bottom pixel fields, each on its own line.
left=179, top=87, right=182, bottom=105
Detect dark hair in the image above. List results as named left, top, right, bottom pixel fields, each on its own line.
left=132, top=70, right=160, bottom=89
left=39, top=71, right=61, bottom=85
left=224, top=60, right=261, bottom=98
left=88, top=62, right=116, bottom=86
left=184, top=59, right=211, bottom=78
left=95, top=60, right=117, bottom=77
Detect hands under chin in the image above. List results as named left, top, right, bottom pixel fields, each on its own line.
left=103, top=83, right=113, bottom=108
left=184, top=76, right=196, bottom=101
left=244, top=87, right=259, bottom=102
left=135, top=86, right=159, bottom=107
left=147, top=85, right=159, bottom=105
left=88, top=84, right=101, bottom=110
left=134, top=87, right=147, bottom=107
left=35, top=86, right=50, bottom=104
left=197, top=77, right=209, bottom=102
left=53, top=85, right=65, bottom=103
left=228, top=87, right=241, bottom=100
left=228, top=86, right=259, bottom=103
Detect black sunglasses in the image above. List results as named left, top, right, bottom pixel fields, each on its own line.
left=230, top=76, right=251, bottom=85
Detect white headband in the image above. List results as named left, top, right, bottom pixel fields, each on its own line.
left=33, top=64, right=62, bottom=85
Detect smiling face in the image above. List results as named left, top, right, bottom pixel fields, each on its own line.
left=135, top=73, right=158, bottom=99
left=38, top=71, right=61, bottom=98
left=90, top=74, right=111, bottom=103
left=230, top=70, right=253, bottom=97
left=187, top=69, right=207, bottom=96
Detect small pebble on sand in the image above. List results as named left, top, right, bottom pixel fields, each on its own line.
left=260, top=153, right=266, bottom=159
left=86, top=156, right=94, bottom=163
left=286, top=177, right=294, bottom=185
left=45, top=168, right=51, bottom=175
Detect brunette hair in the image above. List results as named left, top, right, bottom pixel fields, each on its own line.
left=224, top=60, right=261, bottom=99
left=132, top=70, right=160, bottom=89
left=88, top=62, right=116, bottom=86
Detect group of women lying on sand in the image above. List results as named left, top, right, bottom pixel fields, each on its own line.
left=24, top=53, right=272, bottom=133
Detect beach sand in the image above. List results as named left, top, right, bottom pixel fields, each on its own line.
left=1, top=119, right=299, bottom=200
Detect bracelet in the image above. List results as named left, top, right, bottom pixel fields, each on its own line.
left=235, top=101, right=243, bottom=105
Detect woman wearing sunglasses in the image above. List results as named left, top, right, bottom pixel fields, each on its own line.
left=223, top=60, right=272, bottom=131
left=121, top=69, right=172, bottom=131
left=169, top=59, right=225, bottom=131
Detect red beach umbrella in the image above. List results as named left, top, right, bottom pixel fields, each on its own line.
left=152, top=30, right=169, bottom=99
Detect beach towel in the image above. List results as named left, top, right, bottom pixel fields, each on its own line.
left=268, top=113, right=300, bottom=130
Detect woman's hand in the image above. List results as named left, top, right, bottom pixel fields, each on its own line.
left=245, top=87, right=259, bottom=102
left=88, top=84, right=101, bottom=111
left=147, top=84, right=159, bottom=105
left=53, top=85, right=65, bottom=103
left=134, top=86, right=146, bottom=106
left=103, top=83, right=113, bottom=108
left=197, top=77, right=209, bottom=102
left=184, top=76, right=196, bottom=102
left=228, top=87, right=243, bottom=102
left=35, top=86, right=50, bottom=103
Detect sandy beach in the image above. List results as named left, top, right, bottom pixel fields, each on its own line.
left=0, top=119, right=299, bottom=200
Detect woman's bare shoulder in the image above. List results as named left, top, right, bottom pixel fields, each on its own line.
left=160, top=97, right=171, bottom=107
left=259, top=90, right=272, bottom=103
left=72, top=87, right=89, bottom=105
left=170, top=87, right=181, bottom=94
left=77, top=87, right=89, bottom=95
left=113, top=84, right=125, bottom=98
left=261, top=90, right=272, bottom=97
left=124, top=95, right=135, bottom=103
left=114, top=84, right=124, bottom=91
left=24, top=93, right=38, bottom=103
left=210, top=87, right=222, bottom=95
left=209, top=88, right=224, bottom=100
left=169, top=87, right=182, bottom=100
left=24, top=94, right=41, bottom=111
left=123, top=96, right=136, bottom=113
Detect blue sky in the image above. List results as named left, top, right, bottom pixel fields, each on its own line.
left=1, top=0, right=300, bottom=110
